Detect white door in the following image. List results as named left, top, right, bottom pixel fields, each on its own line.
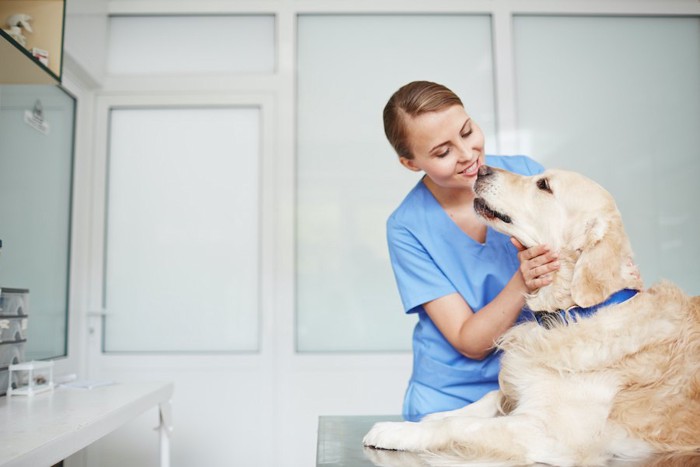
left=83, top=93, right=279, bottom=467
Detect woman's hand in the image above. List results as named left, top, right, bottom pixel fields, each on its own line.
left=511, top=238, right=560, bottom=293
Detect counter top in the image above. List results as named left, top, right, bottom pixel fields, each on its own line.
left=0, top=381, right=173, bottom=466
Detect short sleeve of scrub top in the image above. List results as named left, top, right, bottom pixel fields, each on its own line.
left=387, top=155, right=544, bottom=421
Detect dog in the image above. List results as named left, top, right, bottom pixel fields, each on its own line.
left=363, top=166, right=700, bottom=466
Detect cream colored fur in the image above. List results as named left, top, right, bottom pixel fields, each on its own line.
left=363, top=168, right=700, bottom=466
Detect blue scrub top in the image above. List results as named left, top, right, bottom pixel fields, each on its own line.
left=387, top=155, right=544, bottom=421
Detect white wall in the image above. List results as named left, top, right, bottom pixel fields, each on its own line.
left=64, top=0, right=109, bottom=83
left=60, top=1, right=700, bottom=466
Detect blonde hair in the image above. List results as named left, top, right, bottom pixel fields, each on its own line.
left=383, top=81, right=463, bottom=159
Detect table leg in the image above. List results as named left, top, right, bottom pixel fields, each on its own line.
left=159, top=401, right=173, bottom=467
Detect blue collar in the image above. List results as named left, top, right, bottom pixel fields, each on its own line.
left=534, top=288, right=639, bottom=329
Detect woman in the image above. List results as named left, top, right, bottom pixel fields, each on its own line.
left=384, top=81, right=559, bottom=421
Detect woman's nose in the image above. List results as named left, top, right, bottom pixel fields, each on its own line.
left=456, top=142, right=475, bottom=162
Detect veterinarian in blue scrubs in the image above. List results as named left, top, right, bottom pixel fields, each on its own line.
left=383, top=81, right=559, bottom=421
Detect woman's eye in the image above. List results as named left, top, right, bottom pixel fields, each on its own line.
left=461, top=130, right=473, bottom=138
left=436, top=148, right=450, bottom=158
left=536, top=177, right=552, bottom=193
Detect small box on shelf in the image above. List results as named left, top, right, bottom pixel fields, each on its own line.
left=7, top=360, right=54, bottom=397
left=31, top=47, right=49, bottom=66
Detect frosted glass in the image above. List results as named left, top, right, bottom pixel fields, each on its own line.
left=107, top=15, right=275, bottom=74
left=104, top=107, right=260, bottom=352
left=514, top=16, right=700, bottom=294
left=296, top=15, right=495, bottom=351
left=0, top=84, right=74, bottom=360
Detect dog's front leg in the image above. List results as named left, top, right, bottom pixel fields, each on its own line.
left=421, top=389, right=502, bottom=421
left=362, top=391, right=504, bottom=451
left=363, top=413, right=536, bottom=462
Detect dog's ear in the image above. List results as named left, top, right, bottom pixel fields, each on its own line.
left=570, top=217, right=625, bottom=308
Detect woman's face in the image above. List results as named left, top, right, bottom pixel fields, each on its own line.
left=400, top=105, right=485, bottom=191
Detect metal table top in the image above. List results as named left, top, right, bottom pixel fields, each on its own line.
left=316, top=415, right=700, bottom=467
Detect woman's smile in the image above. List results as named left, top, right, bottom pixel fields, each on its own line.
left=459, top=159, right=481, bottom=177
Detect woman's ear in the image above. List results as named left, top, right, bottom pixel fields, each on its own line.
left=399, top=156, right=421, bottom=172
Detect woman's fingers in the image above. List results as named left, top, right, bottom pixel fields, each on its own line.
left=518, top=244, right=560, bottom=292
left=530, top=262, right=559, bottom=282
left=528, top=275, right=553, bottom=290
left=517, top=244, right=556, bottom=264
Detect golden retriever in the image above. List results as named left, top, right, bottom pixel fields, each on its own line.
left=363, top=166, right=700, bottom=466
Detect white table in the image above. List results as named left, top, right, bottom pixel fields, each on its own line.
left=0, top=381, right=174, bottom=467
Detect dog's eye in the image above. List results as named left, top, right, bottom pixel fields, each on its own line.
left=537, top=177, right=553, bottom=194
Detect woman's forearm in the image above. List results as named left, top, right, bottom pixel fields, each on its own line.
left=455, top=272, right=527, bottom=359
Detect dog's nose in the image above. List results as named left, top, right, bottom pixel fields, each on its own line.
left=478, top=165, right=493, bottom=178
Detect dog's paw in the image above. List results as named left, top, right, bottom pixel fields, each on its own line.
left=362, top=421, right=431, bottom=451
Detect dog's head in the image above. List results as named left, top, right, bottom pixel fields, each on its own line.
left=474, top=166, right=643, bottom=310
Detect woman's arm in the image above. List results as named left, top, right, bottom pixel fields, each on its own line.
left=425, top=244, right=559, bottom=360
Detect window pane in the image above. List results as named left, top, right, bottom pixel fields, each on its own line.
left=107, top=15, right=275, bottom=74
left=514, top=16, right=700, bottom=294
left=0, top=84, right=74, bottom=360
left=104, top=107, right=260, bottom=352
left=296, top=15, right=495, bottom=351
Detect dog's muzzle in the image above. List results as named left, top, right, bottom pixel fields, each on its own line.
left=474, top=198, right=512, bottom=224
